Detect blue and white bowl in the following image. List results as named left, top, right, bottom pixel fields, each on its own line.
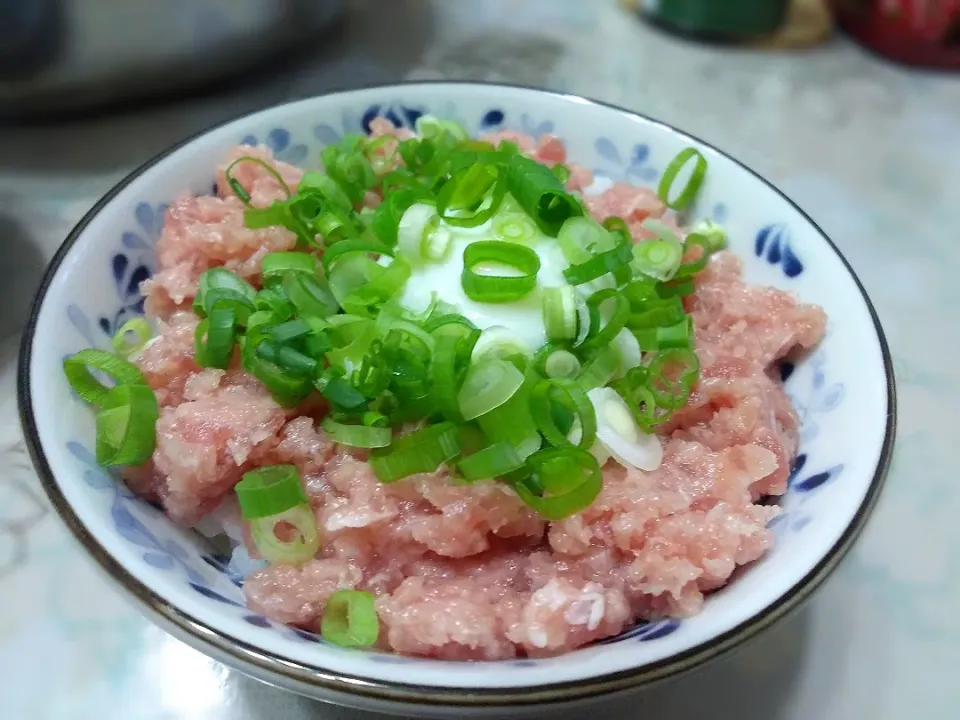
left=17, top=83, right=895, bottom=717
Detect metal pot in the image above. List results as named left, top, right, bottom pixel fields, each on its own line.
left=0, top=0, right=344, bottom=120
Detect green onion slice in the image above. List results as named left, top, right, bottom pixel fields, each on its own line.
left=63, top=349, right=149, bottom=405
left=194, top=268, right=257, bottom=320
left=690, top=219, right=728, bottom=252
left=582, top=289, right=630, bottom=351
left=476, top=368, right=542, bottom=460
left=321, top=418, right=392, bottom=448
left=512, top=447, right=603, bottom=520
left=261, top=252, right=318, bottom=284
left=543, top=349, right=581, bottom=379
left=458, top=358, right=525, bottom=421
left=576, top=344, right=619, bottom=392
left=562, top=240, right=632, bottom=286
left=461, top=241, right=540, bottom=303
left=321, top=590, right=379, bottom=648
left=298, top=171, right=354, bottom=214
left=250, top=503, right=320, bottom=566
left=471, top=326, right=530, bottom=367
left=111, top=318, right=153, bottom=358
left=542, top=285, right=579, bottom=343
left=672, top=233, right=712, bottom=279
left=370, top=422, right=461, bottom=483
left=530, top=378, right=597, bottom=450
left=648, top=348, right=700, bottom=410
left=235, top=464, right=309, bottom=520
left=194, top=303, right=237, bottom=369
left=456, top=442, right=524, bottom=483
left=437, top=163, right=506, bottom=228
left=94, top=384, right=159, bottom=466
left=321, top=237, right=394, bottom=269
left=557, top=216, right=615, bottom=266
left=224, top=156, right=292, bottom=207
left=657, top=147, right=708, bottom=211
left=283, top=271, right=339, bottom=318
left=506, top=155, right=583, bottom=236
left=492, top=213, right=540, bottom=244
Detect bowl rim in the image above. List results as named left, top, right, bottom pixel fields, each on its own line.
left=17, top=80, right=896, bottom=710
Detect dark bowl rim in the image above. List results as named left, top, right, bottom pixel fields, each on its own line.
left=17, top=80, right=897, bottom=710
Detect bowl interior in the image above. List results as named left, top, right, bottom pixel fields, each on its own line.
left=21, top=84, right=891, bottom=693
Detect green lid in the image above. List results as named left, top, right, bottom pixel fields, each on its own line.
left=644, top=0, right=790, bottom=39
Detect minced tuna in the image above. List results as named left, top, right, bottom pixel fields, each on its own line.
left=126, top=125, right=826, bottom=659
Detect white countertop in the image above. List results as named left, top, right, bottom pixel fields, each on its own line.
left=2, top=2, right=958, bottom=718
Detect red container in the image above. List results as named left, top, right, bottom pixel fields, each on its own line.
left=831, top=0, right=960, bottom=68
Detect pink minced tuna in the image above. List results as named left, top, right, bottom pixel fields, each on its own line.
left=127, top=129, right=826, bottom=659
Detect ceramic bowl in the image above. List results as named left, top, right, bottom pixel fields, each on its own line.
left=18, top=82, right=895, bottom=717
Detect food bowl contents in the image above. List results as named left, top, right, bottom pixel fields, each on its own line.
left=62, top=116, right=826, bottom=659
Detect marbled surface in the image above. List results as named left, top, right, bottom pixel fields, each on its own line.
left=1, top=1, right=958, bottom=718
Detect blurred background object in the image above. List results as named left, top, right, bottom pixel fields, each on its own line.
left=623, top=0, right=834, bottom=46
left=0, top=0, right=345, bottom=121
left=830, top=0, right=960, bottom=68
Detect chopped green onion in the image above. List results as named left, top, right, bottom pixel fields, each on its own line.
left=581, top=289, right=630, bottom=351
left=63, top=349, right=149, bottom=405
left=415, top=114, right=469, bottom=142
left=562, top=240, right=632, bottom=286
left=315, top=369, right=367, bottom=409
left=611, top=369, right=662, bottom=432
left=627, top=296, right=686, bottom=330
left=111, top=318, right=153, bottom=358
left=506, top=154, right=583, bottom=236
left=456, top=442, right=524, bottom=483
left=370, top=422, right=461, bottom=483
left=461, top=241, right=540, bottom=303
left=437, top=163, right=506, bottom=228
left=673, top=234, right=712, bottom=279
left=321, top=237, right=394, bottom=269
left=372, top=187, right=430, bottom=248
left=551, top=163, right=572, bottom=184
left=321, top=418, right=392, bottom=448
left=321, top=590, right=379, bottom=648
left=512, top=447, right=603, bottom=520
left=321, top=134, right=378, bottom=205
left=224, top=156, right=292, bottom=207
left=95, top=384, right=158, bottom=466
left=298, top=171, right=354, bottom=214
left=194, top=303, right=238, bottom=369
left=397, top=203, right=439, bottom=262
left=429, top=327, right=480, bottom=422
left=632, top=316, right=694, bottom=351
left=254, top=340, right=317, bottom=377
left=657, top=147, right=708, bottom=211
left=243, top=345, right=313, bottom=407
left=476, top=369, right=542, bottom=459
left=194, top=268, right=257, bottom=320
left=471, top=326, right=530, bottom=367
left=530, top=378, right=597, bottom=450
left=611, top=327, right=643, bottom=378
left=492, top=213, right=540, bottom=244
left=250, top=503, right=320, bottom=566
left=261, top=252, right=318, bottom=284
left=576, top=345, right=619, bottom=391
left=588, top=386, right=663, bottom=470
left=542, top=285, right=579, bottom=343
left=656, top=277, right=696, bottom=298
left=282, top=271, right=339, bottom=318
left=632, top=237, right=684, bottom=282
left=543, top=349, right=581, bottom=379
left=235, top=465, right=309, bottom=520
left=647, top=348, right=700, bottom=410
left=690, top=219, right=728, bottom=251
left=558, top=216, right=615, bottom=266
left=458, top=358, right=525, bottom=421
